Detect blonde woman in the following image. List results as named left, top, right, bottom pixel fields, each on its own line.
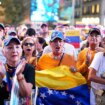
left=22, top=37, right=37, bottom=68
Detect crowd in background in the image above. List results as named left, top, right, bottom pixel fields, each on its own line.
left=0, top=22, right=105, bottom=105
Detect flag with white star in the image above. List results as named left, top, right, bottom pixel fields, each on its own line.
left=36, top=84, right=89, bottom=105
left=35, top=66, right=90, bottom=105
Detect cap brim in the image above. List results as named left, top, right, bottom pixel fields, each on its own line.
left=89, top=29, right=101, bottom=35
left=50, top=36, right=63, bottom=41
left=9, top=32, right=17, bottom=36
left=4, top=37, right=21, bottom=46
left=0, top=25, right=4, bottom=30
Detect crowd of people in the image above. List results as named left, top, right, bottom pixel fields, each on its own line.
left=0, top=22, right=105, bottom=105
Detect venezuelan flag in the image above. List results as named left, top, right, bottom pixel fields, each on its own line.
left=65, top=36, right=80, bottom=48
left=35, top=66, right=90, bottom=105
left=65, top=30, right=80, bottom=48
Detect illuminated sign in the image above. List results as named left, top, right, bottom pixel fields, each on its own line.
left=30, top=0, right=59, bottom=22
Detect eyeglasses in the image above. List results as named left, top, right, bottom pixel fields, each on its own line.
left=24, top=43, right=34, bottom=47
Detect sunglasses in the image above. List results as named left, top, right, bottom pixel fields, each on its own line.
left=24, top=43, right=34, bottom=47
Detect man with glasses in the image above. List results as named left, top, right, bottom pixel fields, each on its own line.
left=76, top=28, right=102, bottom=86
left=88, top=35, right=105, bottom=105
left=76, top=28, right=103, bottom=105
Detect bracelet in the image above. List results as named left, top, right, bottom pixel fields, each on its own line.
left=17, top=74, right=25, bottom=82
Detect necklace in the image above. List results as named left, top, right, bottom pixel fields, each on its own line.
left=53, top=56, right=59, bottom=60
left=53, top=53, right=63, bottom=60
left=5, top=64, right=16, bottom=73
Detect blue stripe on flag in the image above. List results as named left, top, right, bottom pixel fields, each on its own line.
left=36, top=84, right=90, bottom=105
left=65, top=36, right=80, bottom=43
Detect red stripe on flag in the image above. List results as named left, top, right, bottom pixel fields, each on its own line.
left=67, top=42, right=80, bottom=48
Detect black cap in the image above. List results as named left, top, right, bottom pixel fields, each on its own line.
left=0, top=23, right=4, bottom=30
left=88, top=28, right=101, bottom=35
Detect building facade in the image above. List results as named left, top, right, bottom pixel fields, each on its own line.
left=74, top=0, right=105, bottom=26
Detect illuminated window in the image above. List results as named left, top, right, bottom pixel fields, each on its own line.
left=96, top=4, right=100, bottom=13
left=92, top=5, right=95, bottom=13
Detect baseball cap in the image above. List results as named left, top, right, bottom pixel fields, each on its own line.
left=0, top=23, right=4, bottom=30
left=88, top=28, right=101, bottom=35
left=50, top=31, right=64, bottom=41
left=3, top=36, right=21, bottom=46
left=8, top=30, right=17, bottom=36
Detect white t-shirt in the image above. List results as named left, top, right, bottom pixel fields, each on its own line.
left=43, top=43, right=77, bottom=61
left=89, top=52, right=105, bottom=90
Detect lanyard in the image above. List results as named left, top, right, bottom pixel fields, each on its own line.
left=4, top=60, right=21, bottom=93
left=5, top=64, right=16, bottom=93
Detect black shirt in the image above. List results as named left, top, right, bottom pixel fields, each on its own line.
left=0, top=63, right=35, bottom=105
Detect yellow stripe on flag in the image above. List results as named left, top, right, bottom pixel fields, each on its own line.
left=36, top=66, right=86, bottom=90
left=65, top=30, right=80, bottom=36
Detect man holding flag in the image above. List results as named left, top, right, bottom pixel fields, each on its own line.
left=35, top=31, right=90, bottom=105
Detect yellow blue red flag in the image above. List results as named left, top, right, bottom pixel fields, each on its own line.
left=65, top=30, right=80, bottom=48
left=35, top=66, right=90, bottom=105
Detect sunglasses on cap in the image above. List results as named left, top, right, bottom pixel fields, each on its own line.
left=24, top=43, right=34, bottom=47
